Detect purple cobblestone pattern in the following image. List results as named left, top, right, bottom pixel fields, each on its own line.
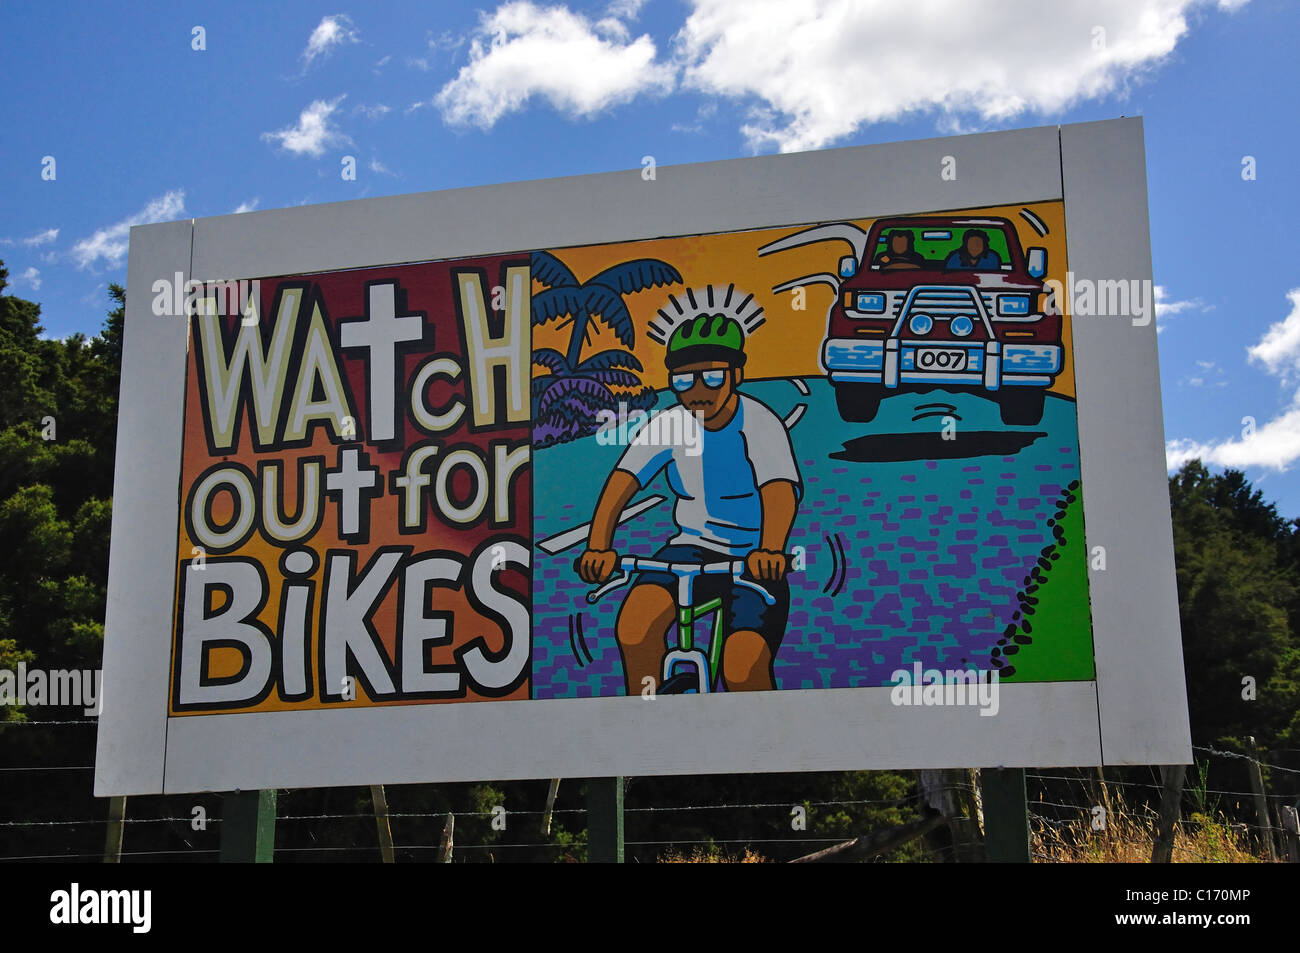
left=530, top=378, right=1085, bottom=698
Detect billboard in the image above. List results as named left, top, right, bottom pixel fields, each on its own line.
left=98, top=119, right=1191, bottom=794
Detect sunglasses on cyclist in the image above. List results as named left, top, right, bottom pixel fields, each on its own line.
left=670, top=369, right=730, bottom=393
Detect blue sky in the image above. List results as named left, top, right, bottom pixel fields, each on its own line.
left=2, top=0, right=1298, bottom=515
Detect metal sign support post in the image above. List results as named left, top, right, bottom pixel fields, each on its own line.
left=219, top=789, right=276, bottom=863
left=982, top=768, right=1031, bottom=863
left=587, top=777, right=624, bottom=863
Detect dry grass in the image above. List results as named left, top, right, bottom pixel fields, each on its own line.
left=1034, top=797, right=1266, bottom=863
left=655, top=786, right=1273, bottom=863
left=658, top=845, right=767, bottom=863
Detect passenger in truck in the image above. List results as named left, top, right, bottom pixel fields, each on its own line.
left=944, top=229, right=1001, bottom=271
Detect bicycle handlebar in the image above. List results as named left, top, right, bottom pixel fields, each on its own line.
left=576, top=555, right=780, bottom=606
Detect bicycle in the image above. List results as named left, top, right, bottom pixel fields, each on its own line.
left=581, top=555, right=778, bottom=694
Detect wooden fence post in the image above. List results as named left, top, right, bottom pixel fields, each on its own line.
left=1093, top=767, right=1114, bottom=837
left=438, top=813, right=454, bottom=862
left=102, top=795, right=126, bottom=863
left=371, top=784, right=395, bottom=863
left=1150, top=764, right=1186, bottom=864
left=1246, top=737, right=1276, bottom=861
left=917, top=769, right=985, bottom=862
left=541, top=778, right=561, bottom=836
left=1279, top=805, right=1300, bottom=863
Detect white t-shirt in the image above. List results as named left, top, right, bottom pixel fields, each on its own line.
left=616, top=395, right=802, bottom=557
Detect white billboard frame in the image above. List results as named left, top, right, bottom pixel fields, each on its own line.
left=96, top=118, right=1190, bottom=796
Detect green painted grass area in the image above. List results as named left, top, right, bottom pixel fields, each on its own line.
left=999, top=482, right=1097, bottom=682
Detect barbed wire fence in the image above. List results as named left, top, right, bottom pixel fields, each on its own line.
left=3, top=716, right=1298, bottom=862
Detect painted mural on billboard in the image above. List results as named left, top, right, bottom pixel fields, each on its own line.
left=169, top=201, right=1093, bottom=715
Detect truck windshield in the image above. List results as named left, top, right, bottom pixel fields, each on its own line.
left=869, top=226, right=1013, bottom=272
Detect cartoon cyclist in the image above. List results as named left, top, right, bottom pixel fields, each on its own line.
left=577, top=313, right=801, bottom=693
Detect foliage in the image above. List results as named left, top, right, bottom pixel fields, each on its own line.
left=0, top=265, right=119, bottom=681
left=0, top=638, right=35, bottom=725
left=625, top=769, right=923, bottom=863
left=1186, top=758, right=1220, bottom=820
left=1167, top=460, right=1300, bottom=753
left=529, top=251, right=678, bottom=447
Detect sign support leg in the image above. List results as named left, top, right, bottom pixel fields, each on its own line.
left=220, top=789, right=276, bottom=863
left=587, top=777, right=624, bottom=863
left=981, top=768, right=1030, bottom=863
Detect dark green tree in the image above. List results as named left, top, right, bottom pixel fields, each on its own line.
left=1168, top=460, right=1300, bottom=752
left=0, top=265, right=120, bottom=678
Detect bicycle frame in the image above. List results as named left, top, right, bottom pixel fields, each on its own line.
left=674, top=593, right=726, bottom=692
left=585, top=556, right=776, bottom=693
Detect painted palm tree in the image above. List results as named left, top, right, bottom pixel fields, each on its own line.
left=531, top=250, right=681, bottom=447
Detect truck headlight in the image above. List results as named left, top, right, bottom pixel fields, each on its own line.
left=909, top=313, right=933, bottom=335
left=855, top=292, right=886, bottom=313
left=998, top=294, right=1030, bottom=316
left=950, top=315, right=974, bottom=337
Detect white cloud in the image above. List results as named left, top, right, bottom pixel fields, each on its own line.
left=606, top=0, right=647, bottom=19
left=261, top=97, right=351, bottom=156
left=1155, top=285, right=1206, bottom=317
left=302, top=15, right=359, bottom=69
left=1, top=227, right=59, bottom=248
left=78, top=283, right=105, bottom=308
left=16, top=267, right=41, bottom=291
left=233, top=198, right=260, bottom=214
left=428, top=29, right=468, bottom=60
left=1167, top=287, right=1300, bottom=472
left=1246, top=287, right=1300, bottom=379
left=23, top=227, right=59, bottom=247
left=675, top=0, right=1249, bottom=152
left=1154, top=284, right=1210, bottom=333
left=1182, top=360, right=1226, bottom=389
left=1167, top=405, right=1300, bottom=472
left=435, top=1, right=675, bottom=128
left=71, top=190, right=186, bottom=271
left=671, top=100, right=718, bottom=134
left=369, top=157, right=395, bottom=176
left=355, top=103, right=392, bottom=119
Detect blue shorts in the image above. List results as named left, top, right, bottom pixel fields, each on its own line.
left=633, top=543, right=790, bottom=654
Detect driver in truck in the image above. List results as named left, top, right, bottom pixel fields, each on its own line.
left=874, top=229, right=927, bottom=270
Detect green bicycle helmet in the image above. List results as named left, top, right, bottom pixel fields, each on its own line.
left=665, top=313, right=747, bottom=370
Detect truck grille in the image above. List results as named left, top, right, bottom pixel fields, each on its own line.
left=905, top=288, right=980, bottom=318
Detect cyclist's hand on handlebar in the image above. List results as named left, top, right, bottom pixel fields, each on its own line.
left=746, top=549, right=788, bottom=581
left=577, top=548, right=618, bottom=584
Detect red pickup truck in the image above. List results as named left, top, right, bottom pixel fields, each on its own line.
left=761, top=215, right=1062, bottom=425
